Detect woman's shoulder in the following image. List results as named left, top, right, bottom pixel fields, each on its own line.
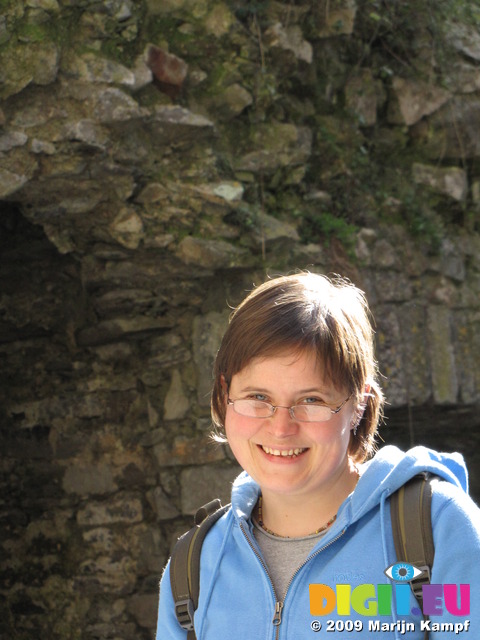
left=430, top=475, right=480, bottom=531
left=200, top=503, right=235, bottom=549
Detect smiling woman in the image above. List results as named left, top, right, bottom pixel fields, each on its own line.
left=211, top=272, right=382, bottom=464
left=224, top=350, right=359, bottom=537
left=156, top=272, right=480, bottom=640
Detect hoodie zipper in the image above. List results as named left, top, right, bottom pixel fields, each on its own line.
left=240, top=521, right=346, bottom=640
left=239, top=521, right=281, bottom=636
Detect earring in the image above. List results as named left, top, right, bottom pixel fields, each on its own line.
left=352, top=398, right=367, bottom=438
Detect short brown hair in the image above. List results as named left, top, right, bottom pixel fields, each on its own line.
left=211, top=272, right=384, bottom=462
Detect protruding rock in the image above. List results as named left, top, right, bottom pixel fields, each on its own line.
left=412, top=163, right=468, bottom=201
left=264, top=23, right=313, bottom=63
left=92, top=87, right=146, bottom=123
left=317, top=0, right=357, bottom=37
left=345, top=69, right=385, bottom=126
left=149, top=105, right=214, bottom=143
left=207, top=83, right=253, bottom=120
left=0, top=41, right=59, bottom=99
left=388, top=77, right=450, bottom=126
left=147, top=45, right=188, bottom=97
left=64, top=53, right=136, bottom=87
left=177, top=236, right=248, bottom=270
left=109, top=208, right=145, bottom=249
left=0, top=168, right=28, bottom=197
left=448, top=20, right=480, bottom=62
left=193, top=311, right=229, bottom=406
left=250, top=211, right=300, bottom=247
left=163, top=370, right=190, bottom=421
left=62, top=119, right=109, bottom=149
left=236, top=124, right=312, bottom=173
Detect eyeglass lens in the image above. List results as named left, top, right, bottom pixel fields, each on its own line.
left=232, top=399, right=333, bottom=422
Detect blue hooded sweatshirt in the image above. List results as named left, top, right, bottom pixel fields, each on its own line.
left=157, top=446, right=480, bottom=639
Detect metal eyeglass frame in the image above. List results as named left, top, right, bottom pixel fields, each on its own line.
left=226, top=394, right=352, bottom=423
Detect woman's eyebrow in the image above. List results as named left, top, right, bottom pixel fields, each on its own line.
left=235, top=385, right=271, bottom=394
left=236, top=385, right=333, bottom=398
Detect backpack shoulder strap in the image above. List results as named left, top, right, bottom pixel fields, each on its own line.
left=170, top=499, right=229, bottom=639
left=390, top=473, right=435, bottom=608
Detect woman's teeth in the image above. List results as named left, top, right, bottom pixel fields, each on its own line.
left=261, top=446, right=307, bottom=457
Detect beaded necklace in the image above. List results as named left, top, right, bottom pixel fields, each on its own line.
left=256, top=495, right=337, bottom=539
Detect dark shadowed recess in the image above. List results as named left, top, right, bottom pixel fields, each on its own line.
left=382, top=404, right=480, bottom=503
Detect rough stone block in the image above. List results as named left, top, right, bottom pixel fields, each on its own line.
left=236, top=123, right=312, bottom=173
left=109, top=208, right=145, bottom=249
left=153, top=434, right=226, bottom=467
left=92, top=87, right=147, bottom=123
left=427, top=306, right=458, bottom=404
left=163, top=369, right=190, bottom=420
left=146, top=486, right=180, bottom=520
left=192, top=311, right=229, bottom=405
left=250, top=211, right=300, bottom=247
left=447, top=19, right=480, bottom=62
left=180, top=464, right=241, bottom=515
left=82, top=527, right=116, bottom=553
left=205, top=84, right=253, bottom=121
left=177, top=236, right=249, bottom=270
left=77, top=494, right=143, bottom=526
left=127, top=593, right=158, bottom=629
left=412, top=163, right=468, bottom=202
left=150, top=105, right=214, bottom=144
left=0, top=168, right=28, bottom=197
left=439, top=239, right=466, bottom=282
left=63, top=463, right=117, bottom=496
left=76, top=316, right=175, bottom=347
left=264, top=23, right=313, bottom=63
left=64, top=53, right=136, bottom=86
left=345, top=69, right=385, bottom=127
left=388, top=77, right=450, bottom=126
left=375, top=307, right=407, bottom=406
left=78, top=555, right=137, bottom=592
left=0, top=41, right=59, bottom=99
left=397, top=303, right=430, bottom=406
left=374, top=271, right=413, bottom=303
left=452, top=310, right=480, bottom=404
left=147, top=46, right=188, bottom=87
left=317, top=0, right=357, bottom=37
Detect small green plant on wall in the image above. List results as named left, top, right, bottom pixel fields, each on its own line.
left=296, top=208, right=358, bottom=254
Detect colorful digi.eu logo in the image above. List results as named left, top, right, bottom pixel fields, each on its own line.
left=309, top=562, right=470, bottom=617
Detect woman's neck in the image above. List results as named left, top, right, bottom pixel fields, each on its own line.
left=257, top=463, right=359, bottom=538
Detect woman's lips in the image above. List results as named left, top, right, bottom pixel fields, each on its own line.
left=260, top=445, right=308, bottom=458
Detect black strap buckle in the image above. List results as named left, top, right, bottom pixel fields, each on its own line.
left=410, top=565, right=431, bottom=601
left=175, top=598, right=195, bottom=631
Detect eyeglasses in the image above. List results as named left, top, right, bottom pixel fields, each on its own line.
left=227, top=395, right=352, bottom=423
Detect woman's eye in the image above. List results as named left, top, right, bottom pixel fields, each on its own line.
left=249, top=393, right=267, bottom=402
left=384, top=563, right=424, bottom=582
left=301, top=397, right=323, bottom=405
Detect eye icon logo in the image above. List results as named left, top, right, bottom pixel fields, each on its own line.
left=384, top=562, right=424, bottom=582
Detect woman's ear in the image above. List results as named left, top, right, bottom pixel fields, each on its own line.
left=351, top=384, right=370, bottom=432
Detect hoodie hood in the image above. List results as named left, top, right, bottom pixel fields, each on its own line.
left=350, top=444, right=468, bottom=522
left=230, top=469, right=260, bottom=520
left=230, top=445, right=468, bottom=527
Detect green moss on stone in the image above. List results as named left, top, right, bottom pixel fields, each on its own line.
left=17, top=22, right=49, bottom=42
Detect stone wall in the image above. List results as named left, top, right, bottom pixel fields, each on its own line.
left=1, top=1, right=480, bottom=638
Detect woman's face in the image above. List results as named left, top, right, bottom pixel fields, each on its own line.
left=225, top=350, right=357, bottom=501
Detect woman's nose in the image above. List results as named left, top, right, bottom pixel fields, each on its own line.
left=266, top=406, right=299, bottom=436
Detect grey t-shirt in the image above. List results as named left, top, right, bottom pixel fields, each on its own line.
left=252, top=517, right=327, bottom=599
